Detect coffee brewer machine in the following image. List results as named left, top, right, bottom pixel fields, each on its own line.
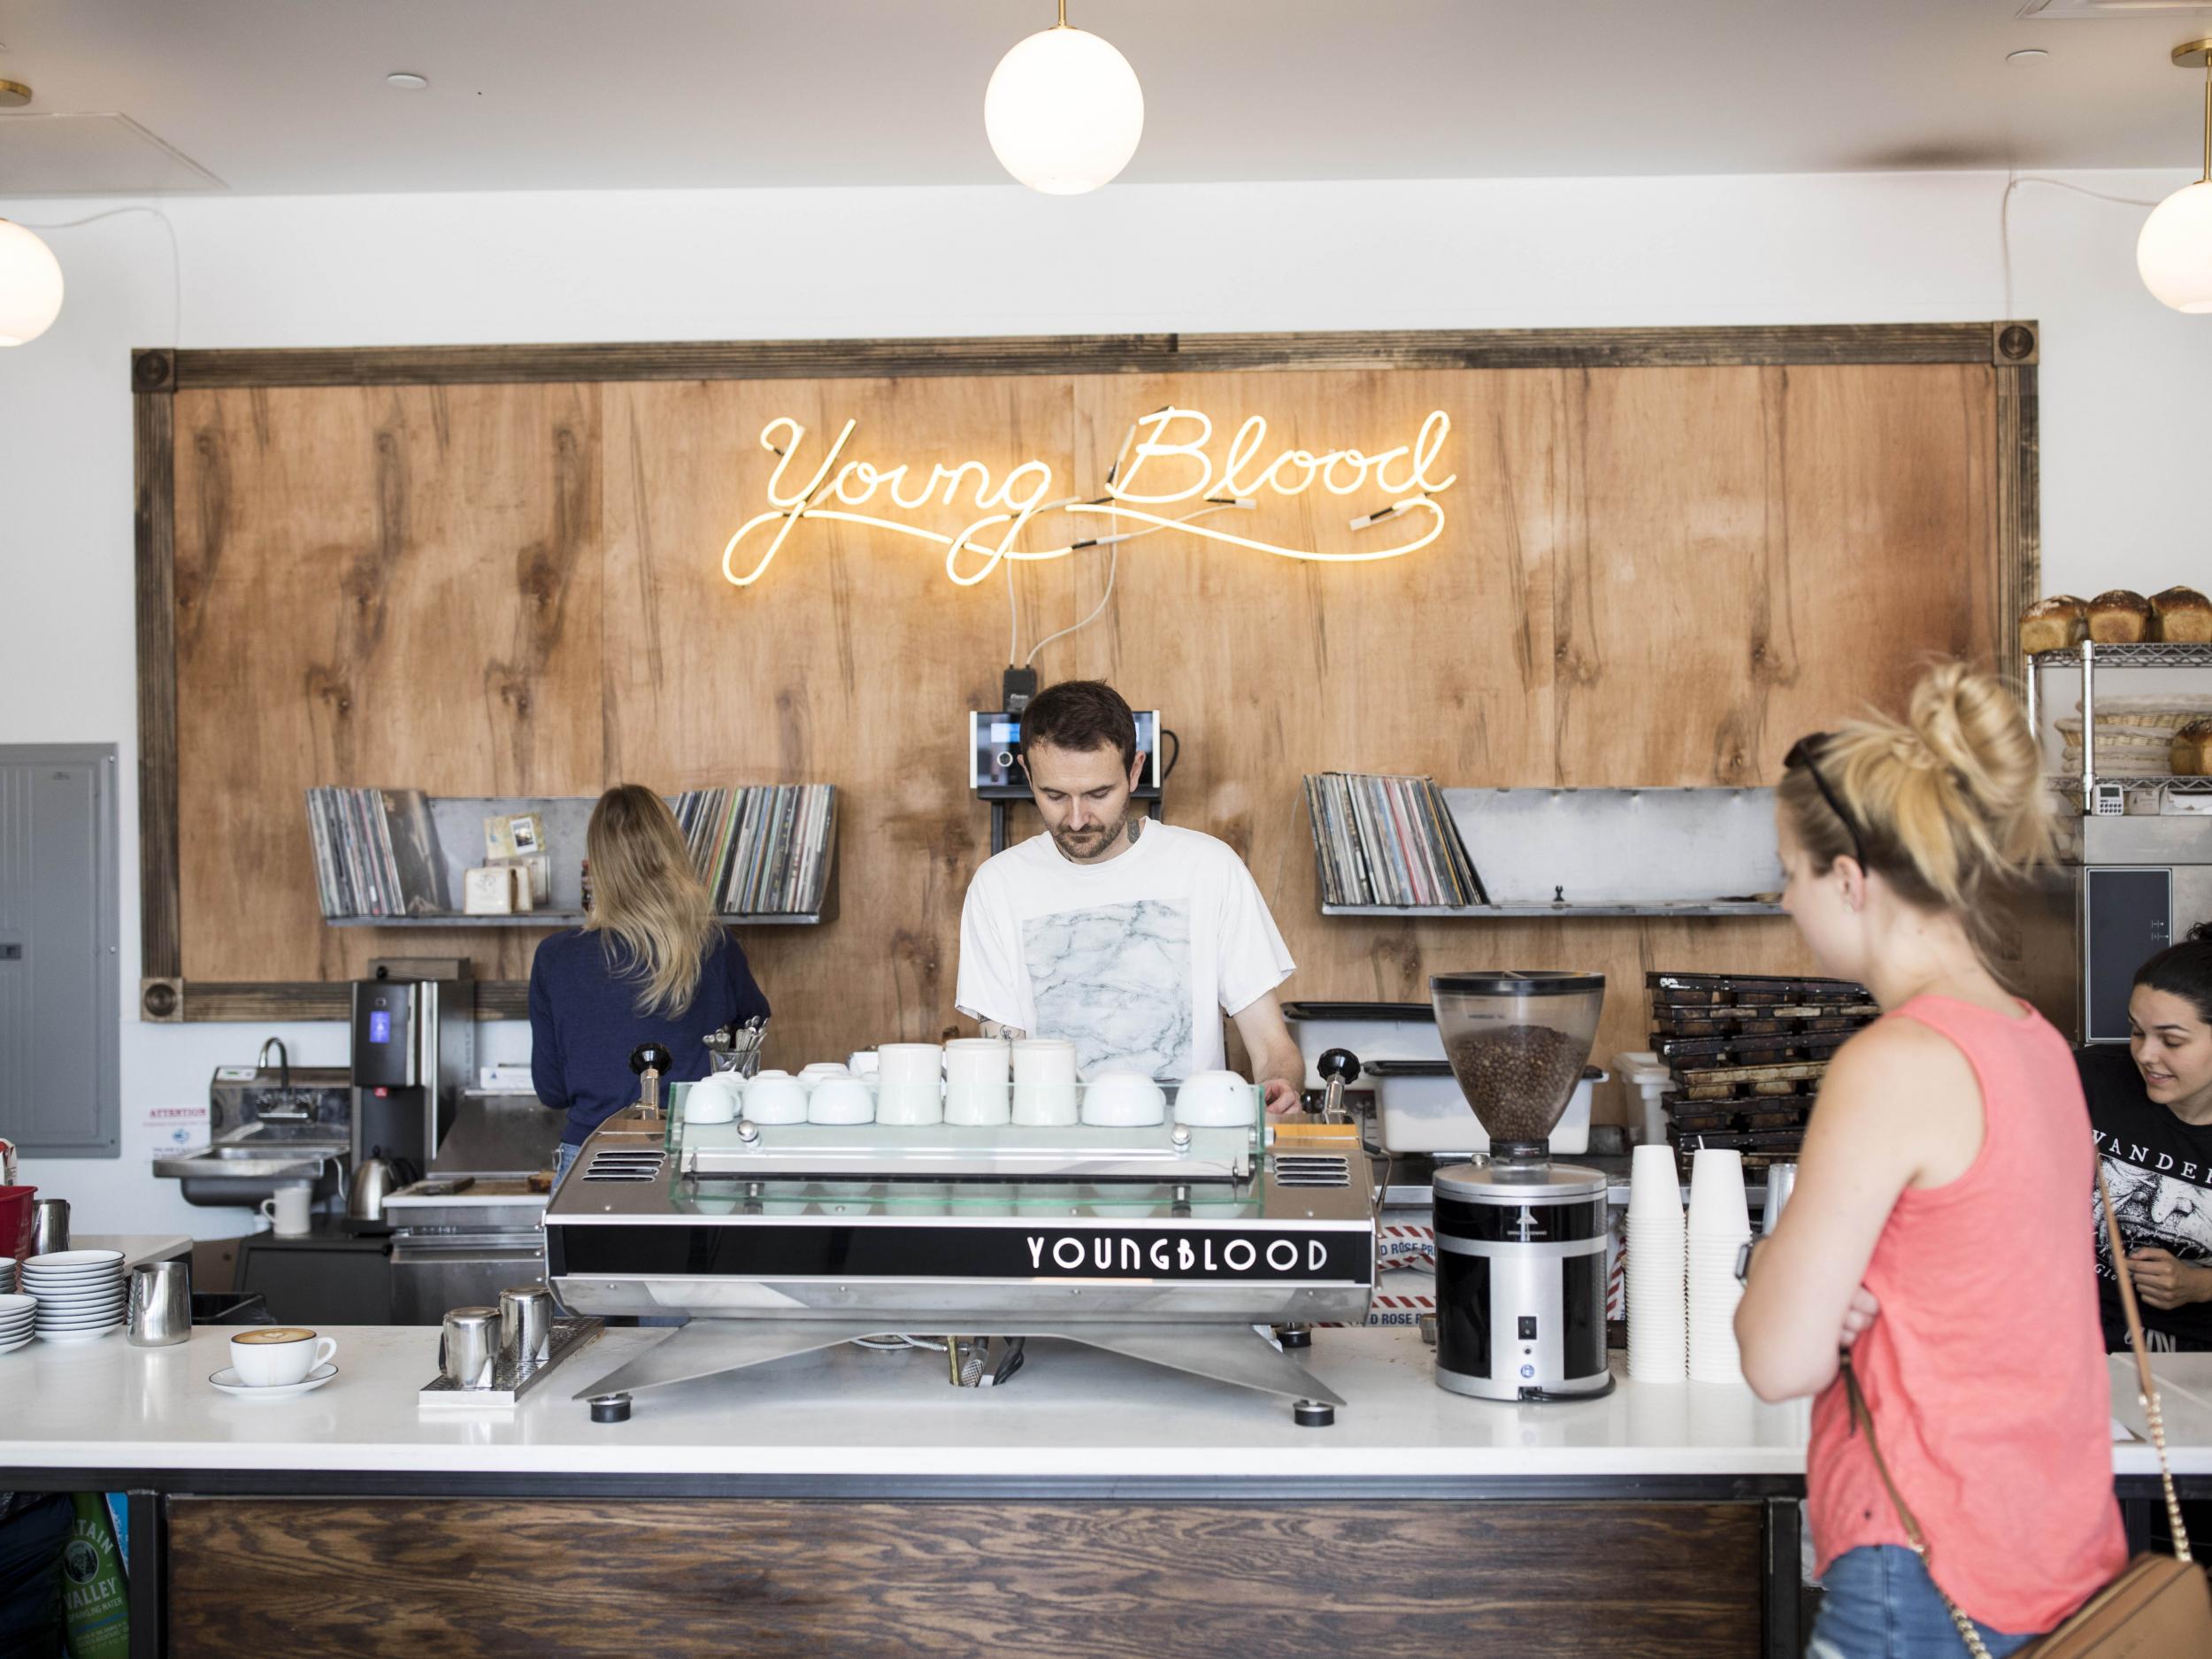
left=1427, top=971, right=1614, bottom=1403
left=350, top=963, right=477, bottom=1185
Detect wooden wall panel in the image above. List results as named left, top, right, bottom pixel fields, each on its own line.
left=166, top=1496, right=1764, bottom=1659
left=165, top=353, right=2009, bottom=1103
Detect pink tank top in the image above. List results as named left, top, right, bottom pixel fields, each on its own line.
left=1806, top=995, right=2125, bottom=1632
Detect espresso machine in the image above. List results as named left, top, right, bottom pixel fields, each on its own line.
left=349, top=963, right=477, bottom=1187
left=1427, top=971, right=1613, bottom=1403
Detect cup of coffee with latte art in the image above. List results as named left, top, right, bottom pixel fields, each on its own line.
left=229, top=1326, right=338, bottom=1386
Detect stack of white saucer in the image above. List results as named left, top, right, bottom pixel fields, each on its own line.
left=23, top=1248, right=126, bottom=1344
left=1686, top=1149, right=1751, bottom=1384
left=0, top=1291, right=33, bottom=1354
left=0, top=1255, right=17, bottom=1294
left=1625, top=1145, right=1686, bottom=1382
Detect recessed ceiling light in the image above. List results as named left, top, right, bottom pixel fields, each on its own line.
left=386, top=72, right=429, bottom=91
left=2006, top=48, right=2050, bottom=64
left=0, top=78, right=28, bottom=108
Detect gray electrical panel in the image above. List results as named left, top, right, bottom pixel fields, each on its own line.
left=0, top=745, right=120, bottom=1156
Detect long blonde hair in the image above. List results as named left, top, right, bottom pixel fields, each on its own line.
left=1778, top=662, right=2049, bottom=957
left=583, top=785, right=718, bottom=1017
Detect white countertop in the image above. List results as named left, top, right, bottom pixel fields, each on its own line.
left=1, top=1324, right=1812, bottom=1480
left=4, top=1325, right=2198, bottom=1484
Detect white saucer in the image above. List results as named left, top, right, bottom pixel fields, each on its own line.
left=39, top=1322, right=120, bottom=1344
left=24, top=1249, right=123, bottom=1271
left=209, top=1362, right=338, bottom=1399
left=0, top=1333, right=33, bottom=1356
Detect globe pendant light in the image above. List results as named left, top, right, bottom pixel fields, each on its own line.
left=2139, top=39, right=2212, bottom=312
left=0, top=219, right=63, bottom=348
left=984, top=1, right=1144, bottom=195
left=0, top=79, right=64, bottom=347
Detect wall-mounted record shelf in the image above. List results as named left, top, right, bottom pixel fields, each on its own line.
left=1308, top=781, right=1787, bottom=921
left=306, top=789, right=838, bottom=928
left=1321, top=900, right=1786, bottom=919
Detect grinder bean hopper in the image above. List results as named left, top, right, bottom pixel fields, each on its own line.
left=1427, top=971, right=1614, bottom=1402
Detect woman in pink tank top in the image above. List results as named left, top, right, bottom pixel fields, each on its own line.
left=1734, top=664, right=2126, bottom=1657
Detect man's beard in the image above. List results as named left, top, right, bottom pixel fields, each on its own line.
left=1049, top=807, right=1133, bottom=864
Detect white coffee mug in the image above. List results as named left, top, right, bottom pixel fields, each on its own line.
left=228, top=1326, right=337, bottom=1386
left=1012, top=1040, right=1079, bottom=1125
left=258, top=1185, right=312, bottom=1236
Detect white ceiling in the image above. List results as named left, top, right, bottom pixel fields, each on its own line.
left=6, top=0, right=2212, bottom=196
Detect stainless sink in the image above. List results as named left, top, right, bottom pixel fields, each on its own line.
left=154, top=1139, right=347, bottom=1207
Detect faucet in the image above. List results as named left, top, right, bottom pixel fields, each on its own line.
left=256, top=1036, right=310, bottom=1123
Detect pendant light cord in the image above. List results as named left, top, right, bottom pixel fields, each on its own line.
left=1999, top=173, right=2161, bottom=320
left=7, top=202, right=181, bottom=348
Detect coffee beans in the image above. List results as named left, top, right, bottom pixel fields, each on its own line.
left=1445, top=1024, right=1587, bottom=1145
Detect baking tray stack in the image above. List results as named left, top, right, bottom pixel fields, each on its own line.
left=1647, top=972, right=1879, bottom=1173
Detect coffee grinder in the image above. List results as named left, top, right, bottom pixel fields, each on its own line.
left=1428, top=971, right=1613, bottom=1402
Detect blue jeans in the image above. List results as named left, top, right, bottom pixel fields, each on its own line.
left=1809, top=1547, right=2039, bottom=1659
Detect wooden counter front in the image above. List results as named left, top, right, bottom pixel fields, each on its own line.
left=166, top=1496, right=1764, bottom=1659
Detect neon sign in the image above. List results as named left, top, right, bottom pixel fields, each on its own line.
left=718, top=405, right=1457, bottom=589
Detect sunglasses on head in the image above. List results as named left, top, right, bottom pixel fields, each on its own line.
left=1785, top=733, right=1871, bottom=872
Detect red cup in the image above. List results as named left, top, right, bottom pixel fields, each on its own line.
left=0, top=1186, right=35, bottom=1263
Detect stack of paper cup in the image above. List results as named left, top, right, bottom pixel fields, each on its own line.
left=1625, top=1144, right=1686, bottom=1383
left=1686, top=1148, right=1752, bottom=1384
left=944, top=1039, right=1012, bottom=1126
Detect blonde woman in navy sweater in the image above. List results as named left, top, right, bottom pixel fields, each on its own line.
left=531, top=785, right=770, bottom=1187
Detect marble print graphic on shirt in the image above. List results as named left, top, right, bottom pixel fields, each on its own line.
left=1023, top=899, right=1194, bottom=1079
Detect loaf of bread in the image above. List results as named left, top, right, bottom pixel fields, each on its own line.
left=2087, top=589, right=2153, bottom=644
left=2151, top=585, right=2212, bottom=644
left=2176, top=719, right=2212, bottom=777
left=2021, top=595, right=2089, bottom=656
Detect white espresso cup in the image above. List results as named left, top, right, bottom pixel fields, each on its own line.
left=684, top=1074, right=742, bottom=1125
left=229, top=1326, right=337, bottom=1386
left=258, top=1185, right=312, bottom=1236
left=743, top=1071, right=809, bottom=1125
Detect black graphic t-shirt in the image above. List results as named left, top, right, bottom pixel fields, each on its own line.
left=2080, top=1044, right=2212, bottom=1352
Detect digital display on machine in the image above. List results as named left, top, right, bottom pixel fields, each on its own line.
left=368, top=1010, right=392, bottom=1044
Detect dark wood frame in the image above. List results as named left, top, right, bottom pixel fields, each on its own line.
left=132, top=321, right=2042, bottom=1021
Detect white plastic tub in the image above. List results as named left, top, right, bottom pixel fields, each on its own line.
left=1363, top=1060, right=1601, bottom=1156
left=1281, top=1002, right=1444, bottom=1086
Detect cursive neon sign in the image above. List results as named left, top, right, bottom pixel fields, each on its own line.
left=718, top=405, right=1457, bottom=588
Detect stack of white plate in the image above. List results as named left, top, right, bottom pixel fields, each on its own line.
left=1686, top=1149, right=1751, bottom=1385
left=1625, top=1145, right=1687, bottom=1383
left=23, top=1248, right=126, bottom=1344
left=0, top=1256, right=18, bottom=1294
left=0, top=1291, right=34, bottom=1354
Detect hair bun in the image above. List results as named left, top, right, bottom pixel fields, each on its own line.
left=1903, top=663, right=2047, bottom=864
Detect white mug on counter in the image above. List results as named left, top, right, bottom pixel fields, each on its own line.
left=258, top=1185, right=312, bottom=1236
left=876, top=1043, right=944, bottom=1125
left=1011, top=1040, right=1079, bottom=1126
left=229, top=1326, right=337, bottom=1386
left=943, top=1040, right=1012, bottom=1126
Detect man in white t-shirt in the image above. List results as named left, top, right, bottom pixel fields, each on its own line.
left=956, top=680, right=1305, bottom=1114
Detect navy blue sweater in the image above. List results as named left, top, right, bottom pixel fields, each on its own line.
left=529, top=927, right=771, bottom=1147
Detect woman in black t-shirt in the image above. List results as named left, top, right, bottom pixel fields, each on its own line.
left=2079, top=923, right=2212, bottom=1351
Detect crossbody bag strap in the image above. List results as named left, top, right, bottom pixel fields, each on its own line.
left=2096, top=1161, right=2193, bottom=1563
left=1836, top=1162, right=2193, bottom=1659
